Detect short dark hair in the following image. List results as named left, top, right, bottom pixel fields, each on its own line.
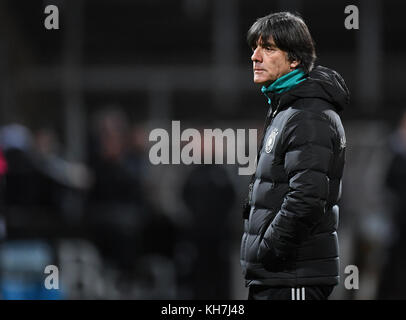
left=247, top=12, right=316, bottom=74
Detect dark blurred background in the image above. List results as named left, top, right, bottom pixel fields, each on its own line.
left=0, top=0, right=405, bottom=299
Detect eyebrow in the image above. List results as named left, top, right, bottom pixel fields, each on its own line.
left=252, top=39, right=276, bottom=49
left=260, top=42, right=276, bottom=48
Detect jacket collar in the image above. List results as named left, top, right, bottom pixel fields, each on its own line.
left=261, top=68, right=307, bottom=105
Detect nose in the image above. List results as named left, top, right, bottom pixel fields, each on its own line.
left=251, top=47, right=262, bottom=62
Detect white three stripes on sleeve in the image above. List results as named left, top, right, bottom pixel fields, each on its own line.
left=291, top=287, right=305, bottom=300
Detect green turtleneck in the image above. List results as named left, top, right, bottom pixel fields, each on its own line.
left=261, top=68, right=307, bottom=104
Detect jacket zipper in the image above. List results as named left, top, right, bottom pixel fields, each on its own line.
left=243, top=100, right=281, bottom=263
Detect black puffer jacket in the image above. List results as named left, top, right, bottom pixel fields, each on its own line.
left=240, top=66, right=349, bottom=287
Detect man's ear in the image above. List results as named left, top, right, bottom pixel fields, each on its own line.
left=290, top=60, right=300, bottom=69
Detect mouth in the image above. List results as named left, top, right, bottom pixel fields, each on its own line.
left=254, top=68, right=265, bottom=73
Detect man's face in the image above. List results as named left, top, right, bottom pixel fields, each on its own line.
left=251, top=37, right=298, bottom=86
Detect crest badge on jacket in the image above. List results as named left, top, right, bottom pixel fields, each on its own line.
left=265, top=128, right=279, bottom=153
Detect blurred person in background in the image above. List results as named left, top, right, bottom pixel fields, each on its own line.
left=0, top=124, right=90, bottom=213
left=0, top=123, right=90, bottom=299
left=0, top=124, right=62, bottom=219
left=32, top=127, right=92, bottom=226
left=182, top=134, right=236, bottom=299
left=86, top=109, right=177, bottom=296
left=86, top=108, right=144, bottom=274
left=377, top=111, right=406, bottom=299
left=240, top=12, right=349, bottom=300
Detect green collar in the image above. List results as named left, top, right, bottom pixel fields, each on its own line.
left=261, top=68, right=307, bottom=104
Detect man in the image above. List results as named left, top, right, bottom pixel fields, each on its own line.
left=240, top=12, right=349, bottom=300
